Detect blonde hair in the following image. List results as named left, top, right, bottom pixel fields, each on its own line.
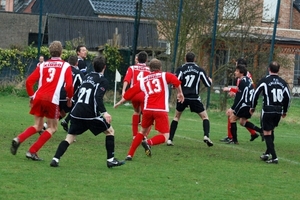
left=149, top=58, right=162, bottom=71
left=49, top=41, right=63, bottom=57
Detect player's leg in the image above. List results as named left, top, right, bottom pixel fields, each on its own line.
left=127, top=111, right=153, bottom=159
left=50, top=118, right=84, bottom=167
left=228, top=112, right=239, bottom=144
left=103, top=126, right=125, bottom=168
left=146, top=112, right=169, bottom=146
left=168, top=101, right=186, bottom=146
left=167, top=109, right=182, bottom=146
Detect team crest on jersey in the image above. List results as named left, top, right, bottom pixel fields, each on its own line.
left=100, top=87, right=105, bottom=91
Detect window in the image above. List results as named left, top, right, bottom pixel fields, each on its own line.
left=262, top=0, right=278, bottom=22
left=294, top=54, right=300, bottom=86
left=223, top=0, right=239, bottom=19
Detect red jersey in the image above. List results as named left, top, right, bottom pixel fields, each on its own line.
left=26, top=57, right=73, bottom=105
left=123, top=71, right=181, bottom=112
left=123, top=63, right=150, bottom=87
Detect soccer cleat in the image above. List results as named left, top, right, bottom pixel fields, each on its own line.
left=50, top=159, right=59, bottom=167
left=250, top=133, right=259, bottom=141
left=220, top=137, right=232, bottom=142
left=107, top=158, right=125, bottom=168
left=260, top=153, right=269, bottom=161
left=26, top=151, right=43, bottom=161
left=10, top=138, right=20, bottom=155
left=125, top=156, right=132, bottom=161
left=266, top=158, right=278, bottom=164
left=38, top=126, right=46, bottom=135
left=167, top=140, right=174, bottom=146
left=141, top=140, right=152, bottom=157
left=203, top=136, right=213, bottom=147
left=61, top=120, right=69, bottom=132
left=226, top=140, right=239, bottom=145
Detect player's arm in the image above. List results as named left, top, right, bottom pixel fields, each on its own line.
left=251, top=79, right=264, bottom=109
left=166, top=72, right=184, bottom=103
left=122, top=68, right=133, bottom=96
left=200, top=70, right=211, bottom=87
left=114, top=81, right=141, bottom=108
left=231, top=80, right=245, bottom=110
left=26, top=67, right=40, bottom=97
left=64, top=67, right=74, bottom=107
left=95, top=79, right=109, bottom=114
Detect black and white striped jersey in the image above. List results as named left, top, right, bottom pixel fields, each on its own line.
left=231, top=76, right=254, bottom=111
left=71, top=72, right=109, bottom=119
left=176, top=62, right=211, bottom=99
left=252, top=74, right=291, bottom=114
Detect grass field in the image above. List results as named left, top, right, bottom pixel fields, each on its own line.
left=1, top=95, right=300, bottom=199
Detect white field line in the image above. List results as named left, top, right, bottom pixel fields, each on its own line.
left=175, top=134, right=300, bottom=165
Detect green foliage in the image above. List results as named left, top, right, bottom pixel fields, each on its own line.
left=0, top=44, right=95, bottom=82
left=103, top=44, right=122, bottom=71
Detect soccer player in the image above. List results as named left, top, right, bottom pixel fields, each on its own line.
left=250, top=61, right=291, bottom=164
left=50, top=56, right=125, bottom=168
left=122, top=51, right=150, bottom=138
left=226, top=65, right=262, bottom=144
left=76, top=45, right=88, bottom=75
left=60, top=55, right=84, bottom=132
left=114, top=58, right=184, bottom=160
left=167, top=52, right=213, bottom=147
left=221, top=58, right=260, bottom=142
left=10, top=41, right=74, bottom=160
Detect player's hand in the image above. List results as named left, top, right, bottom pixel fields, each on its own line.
left=177, top=93, right=184, bottom=103
left=66, top=97, right=72, bottom=107
left=282, top=113, right=287, bottom=118
left=29, top=97, right=33, bottom=108
left=249, top=108, right=255, bottom=115
left=114, top=98, right=126, bottom=108
left=223, top=87, right=229, bottom=92
left=226, top=108, right=233, bottom=116
left=103, top=112, right=112, bottom=123
left=228, top=92, right=235, bottom=97
left=208, top=77, right=212, bottom=84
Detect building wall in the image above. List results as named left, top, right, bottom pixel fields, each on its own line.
left=0, top=11, right=46, bottom=49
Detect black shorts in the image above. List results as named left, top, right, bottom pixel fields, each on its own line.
left=234, top=104, right=251, bottom=119
left=69, top=117, right=111, bottom=136
left=59, top=100, right=73, bottom=113
left=176, top=98, right=205, bottom=113
left=261, top=112, right=281, bottom=131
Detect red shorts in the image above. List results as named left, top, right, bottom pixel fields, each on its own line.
left=141, top=110, right=169, bottom=133
left=30, top=99, right=60, bottom=119
left=131, top=91, right=144, bottom=111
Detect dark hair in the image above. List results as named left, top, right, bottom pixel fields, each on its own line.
left=186, top=52, right=195, bottom=62
left=269, top=61, right=280, bottom=73
left=236, top=64, right=247, bottom=76
left=137, top=51, right=148, bottom=63
left=76, top=45, right=86, bottom=54
left=93, top=56, right=106, bottom=72
left=149, top=58, right=162, bottom=71
left=236, top=57, right=247, bottom=67
left=68, top=55, right=78, bottom=66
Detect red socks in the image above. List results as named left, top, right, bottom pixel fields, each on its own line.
left=18, top=126, right=37, bottom=143
left=147, top=134, right=166, bottom=146
left=227, top=117, right=232, bottom=139
left=132, top=114, right=139, bottom=137
left=29, top=131, right=52, bottom=153
left=127, top=133, right=144, bottom=157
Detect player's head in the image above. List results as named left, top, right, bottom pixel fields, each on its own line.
left=93, top=56, right=106, bottom=73
left=68, top=55, right=78, bottom=66
left=49, top=41, right=63, bottom=57
left=185, top=52, right=195, bottom=62
left=137, top=51, right=148, bottom=63
left=149, top=58, right=162, bottom=72
left=76, top=45, right=87, bottom=59
left=269, top=61, right=280, bottom=73
left=236, top=57, right=247, bottom=67
left=235, top=64, right=247, bottom=76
